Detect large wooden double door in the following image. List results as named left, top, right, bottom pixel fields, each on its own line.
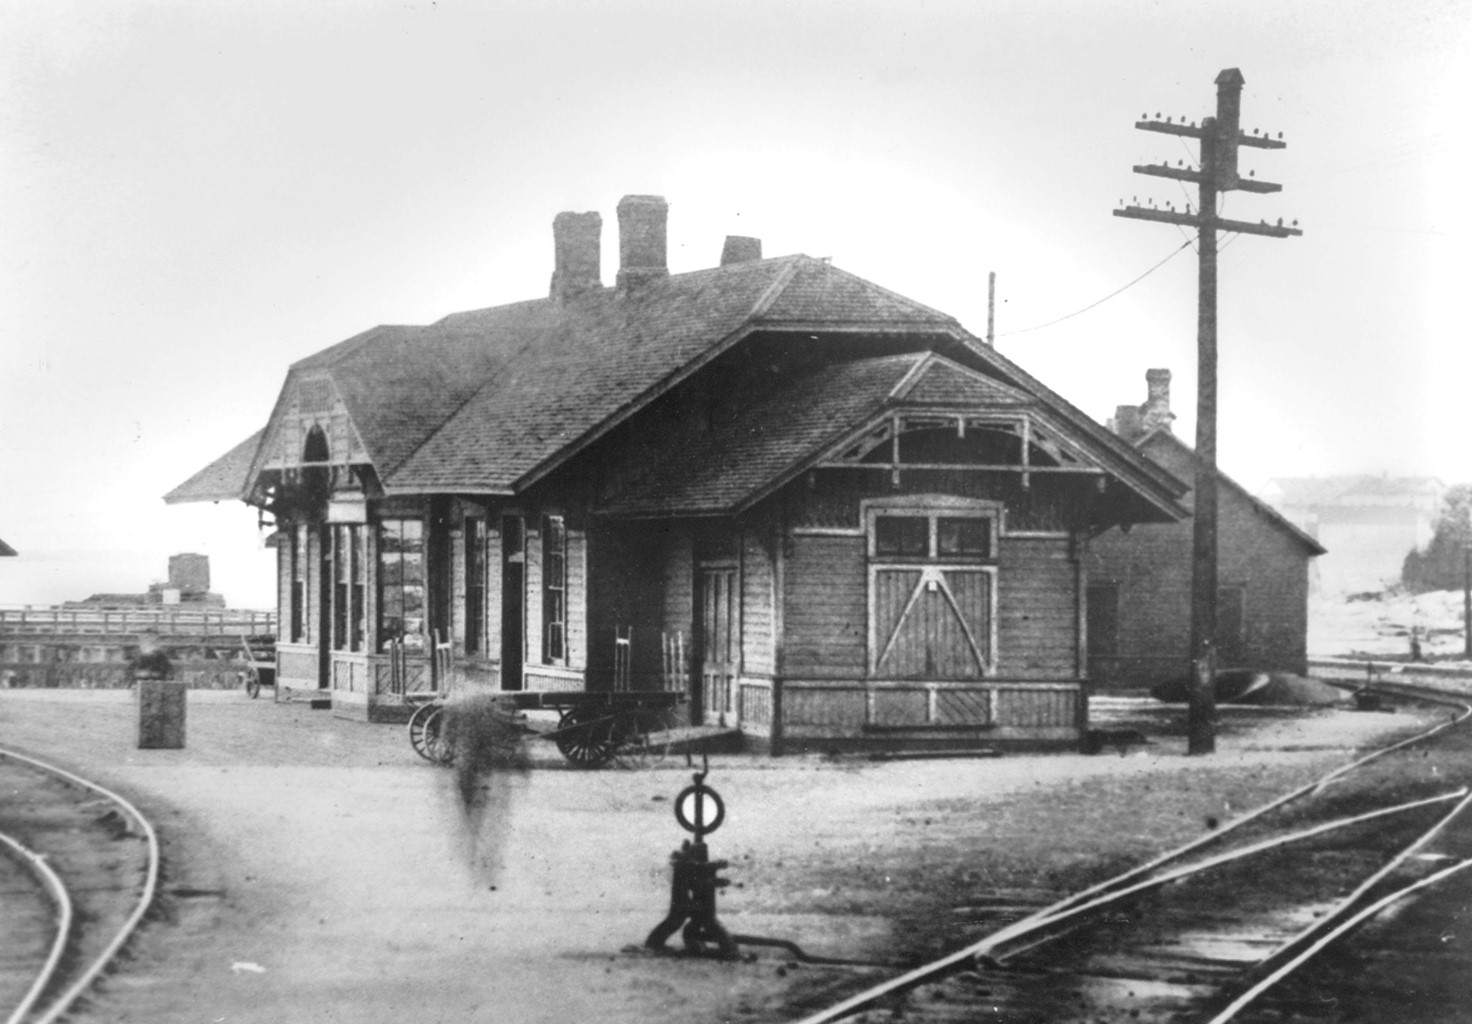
left=871, top=565, right=993, bottom=678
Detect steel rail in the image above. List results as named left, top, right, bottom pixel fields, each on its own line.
left=1241, top=787, right=1472, bottom=980
left=0, top=746, right=162, bottom=1024
left=1203, top=857, right=1472, bottom=1024
left=0, top=831, right=73, bottom=1024
left=789, top=684, right=1472, bottom=1024
left=789, top=788, right=1466, bottom=1024
left=986, top=788, right=1468, bottom=963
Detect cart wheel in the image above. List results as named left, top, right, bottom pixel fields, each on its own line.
left=408, top=702, right=439, bottom=762
left=423, top=707, right=455, bottom=765
left=613, top=709, right=671, bottom=770
left=555, top=705, right=616, bottom=768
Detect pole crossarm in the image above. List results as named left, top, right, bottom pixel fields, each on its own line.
left=1113, top=206, right=1302, bottom=238
left=1214, top=215, right=1303, bottom=238
left=1134, top=119, right=1206, bottom=139
left=1236, top=133, right=1287, bottom=150
left=1132, top=163, right=1283, bottom=193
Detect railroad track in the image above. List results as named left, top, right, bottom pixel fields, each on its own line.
left=0, top=746, right=160, bottom=1024
left=790, top=681, right=1472, bottom=1024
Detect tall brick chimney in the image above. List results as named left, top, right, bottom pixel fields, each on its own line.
left=720, top=235, right=762, bottom=265
left=1141, top=368, right=1175, bottom=434
left=549, top=210, right=602, bottom=303
left=616, top=194, right=669, bottom=290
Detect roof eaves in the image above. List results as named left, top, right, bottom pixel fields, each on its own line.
left=164, top=428, right=267, bottom=505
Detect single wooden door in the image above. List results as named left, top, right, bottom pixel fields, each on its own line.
left=698, top=567, right=737, bottom=726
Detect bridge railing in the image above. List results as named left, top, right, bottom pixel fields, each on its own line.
left=0, top=605, right=276, bottom=638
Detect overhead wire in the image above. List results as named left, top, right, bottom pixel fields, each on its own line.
left=996, top=239, right=1195, bottom=338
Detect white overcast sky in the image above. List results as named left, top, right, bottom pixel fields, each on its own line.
left=2, top=0, right=1468, bottom=608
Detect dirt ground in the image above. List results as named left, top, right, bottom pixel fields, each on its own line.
left=0, top=690, right=1441, bottom=1024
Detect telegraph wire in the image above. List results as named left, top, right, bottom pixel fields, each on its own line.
left=996, top=239, right=1195, bottom=337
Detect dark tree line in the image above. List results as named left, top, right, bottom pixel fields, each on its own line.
left=1403, top=485, right=1472, bottom=593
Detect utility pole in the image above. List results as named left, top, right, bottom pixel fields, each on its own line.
left=1115, top=69, right=1301, bottom=756
left=986, top=271, right=997, bottom=347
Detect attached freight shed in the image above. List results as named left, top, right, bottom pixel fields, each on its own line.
left=1085, top=370, right=1325, bottom=690
left=167, top=195, right=1188, bottom=753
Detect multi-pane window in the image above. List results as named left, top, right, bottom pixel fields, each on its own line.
left=333, top=526, right=349, bottom=651
left=874, top=516, right=928, bottom=558
left=873, top=514, right=992, bottom=560
left=332, top=525, right=365, bottom=652
left=465, top=517, right=487, bottom=656
left=352, top=526, right=366, bottom=651
left=289, top=524, right=307, bottom=642
left=542, top=515, right=566, bottom=664
left=378, top=518, right=426, bottom=651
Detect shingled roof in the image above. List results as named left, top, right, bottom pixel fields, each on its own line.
left=168, top=201, right=1187, bottom=518
left=1136, top=430, right=1326, bottom=555
left=164, top=429, right=266, bottom=505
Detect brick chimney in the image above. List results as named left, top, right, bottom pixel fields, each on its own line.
left=1110, top=368, right=1174, bottom=442
left=549, top=210, right=602, bottom=303
left=616, top=194, right=669, bottom=290
left=720, top=235, right=762, bottom=265
left=1141, top=368, right=1175, bottom=434
left=1111, top=405, right=1144, bottom=441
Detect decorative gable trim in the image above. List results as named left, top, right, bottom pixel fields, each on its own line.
left=258, top=374, right=372, bottom=474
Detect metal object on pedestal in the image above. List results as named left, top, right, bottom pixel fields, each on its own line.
left=645, top=760, right=736, bottom=958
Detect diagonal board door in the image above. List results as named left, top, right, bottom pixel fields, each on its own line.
left=872, top=566, right=991, bottom=678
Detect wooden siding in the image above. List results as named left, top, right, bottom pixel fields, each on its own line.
left=996, top=536, right=1079, bottom=678
left=450, top=517, right=467, bottom=650
left=783, top=535, right=868, bottom=677
left=739, top=678, right=775, bottom=736
left=776, top=678, right=1081, bottom=749
left=485, top=526, right=503, bottom=668
left=661, top=527, right=694, bottom=647
left=277, top=645, right=317, bottom=688
left=276, top=539, right=291, bottom=640
left=741, top=530, right=776, bottom=677
left=788, top=468, right=1092, bottom=535
left=525, top=528, right=543, bottom=667
left=568, top=530, right=588, bottom=671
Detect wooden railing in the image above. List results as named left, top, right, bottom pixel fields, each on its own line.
left=0, top=605, right=276, bottom=638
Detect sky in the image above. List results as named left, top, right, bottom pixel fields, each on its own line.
left=1, top=0, right=1468, bottom=610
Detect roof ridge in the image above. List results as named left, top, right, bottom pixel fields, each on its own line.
left=775, top=258, right=961, bottom=325
left=1138, top=431, right=1326, bottom=554
left=747, top=254, right=810, bottom=319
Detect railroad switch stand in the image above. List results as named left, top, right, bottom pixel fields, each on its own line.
left=645, top=766, right=737, bottom=958
left=646, top=839, right=737, bottom=958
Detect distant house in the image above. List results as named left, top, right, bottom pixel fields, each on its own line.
left=1084, top=370, right=1325, bottom=689
left=1259, top=475, right=1444, bottom=595
left=168, top=195, right=1187, bottom=753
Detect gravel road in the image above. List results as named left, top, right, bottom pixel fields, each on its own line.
left=0, top=689, right=1435, bottom=1023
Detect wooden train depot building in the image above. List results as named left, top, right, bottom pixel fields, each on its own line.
left=168, top=195, right=1189, bottom=753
